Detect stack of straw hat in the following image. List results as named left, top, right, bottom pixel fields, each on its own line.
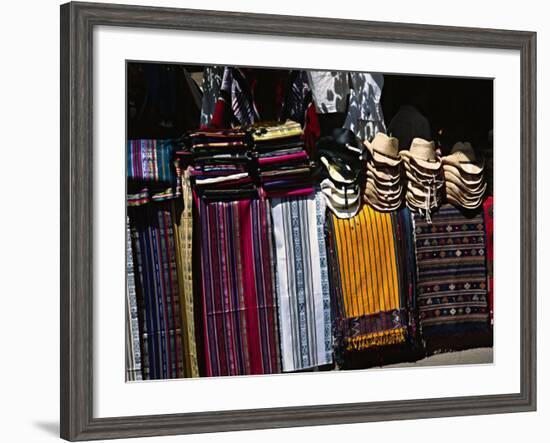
left=362, top=133, right=404, bottom=211
left=441, top=142, right=486, bottom=210
left=400, top=138, right=445, bottom=220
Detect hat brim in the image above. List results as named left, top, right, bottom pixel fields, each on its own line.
left=406, top=191, right=441, bottom=209
left=364, top=194, right=402, bottom=212
left=407, top=185, right=437, bottom=201
left=405, top=171, right=445, bottom=190
left=400, top=151, right=442, bottom=170
left=366, top=170, right=401, bottom=188
left=365, top=181, right=403, bottom=198
left=442, top=157, right=485, bottom=175
left=442, top=164, right=484, bottom=184
left=445, top=186, right=485, bottom=204
left=366, top=162, right=401, bottom=181
left=320, top=157, right=357, bottom=184
left=445, top=192, right=483, bottom=209
left=365, top=144, right=402, bottom=167
left=324, top=197, right=361, bottom=219
left=404, top=173, right=446, bottom=194
left=445, top=177, right=487, bottom=197
left=364, top=186, right=403, bottom=204
left=403, top=160, right=443, bottom=179
left=444, top=170, right=485, bottom=190
left=322, top=187, right=360, bottom=206
left=320, top=178, right=359, bottom=196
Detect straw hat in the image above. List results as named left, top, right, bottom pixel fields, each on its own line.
left=444, top=172, right=487, bottom=195
left=443, top=165, right=484, bottom=186
left=404, top=170, right=445, bottom=190
left=445, top=191, right=483, bottom=209
left=364, top=193, right=402, bottom=212
left=406, top=191, right=441, bottom=210
left=364, top=133, right=401, bottom=167
left=366, top=161, right=401, bottom=182
left=399, top=138, right=441, bottom=170
left=364, top=186, right=403, bottom=210
left=367, top=170, right=401, bottom=188
left=442, top=142, right=485, bottom=175
left=403, top=159, right=442, bottom=180
left=365, top=180, right=403, bottom=198
left=407, top=180, right=441, bottom=200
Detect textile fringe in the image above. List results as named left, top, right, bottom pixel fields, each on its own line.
left=345, top=328, right=407, bottom=351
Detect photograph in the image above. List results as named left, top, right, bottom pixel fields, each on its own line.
left=125, top=63, right=494, bottom=380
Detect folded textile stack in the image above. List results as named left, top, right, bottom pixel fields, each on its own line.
left=252, top=120, right=314, bottom=198
left=400, top=138, right=445, bottom=220
left=441, top=142, right=487, bottom=210
left=316, top=129, right=364, bottom=219
left=127, top=139, right=181, bottom=205
left=127, top=139, right=177, bottom=184
left=363, top=133, right=404, bottom=211
left=188, top=128, right=256, bottom=201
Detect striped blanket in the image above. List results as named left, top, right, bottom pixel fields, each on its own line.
left=328, top=204, right=408, bottom=352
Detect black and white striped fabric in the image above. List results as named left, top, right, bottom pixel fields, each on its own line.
left=270, top=190, right=333, bottom=372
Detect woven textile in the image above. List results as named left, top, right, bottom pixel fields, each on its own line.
left=126, top=216, right=143, bottom=381
left=129, top=202, right=184, bottom=380
left=482, top=196, right=494, bottom=324
left=171, top=168, right=199, bottom=377
left=393, top=208, right=419, bottom=338
left=197, top=196, right=281, bottom=377
left=329, top=204, right=408, bottom=352
left=412, top=204, right=491, bottom=351
left=127, top=139, right=176, bottom=183
left=270, top=191, right=333, bottom=372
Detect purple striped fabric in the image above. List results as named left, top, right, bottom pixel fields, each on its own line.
left=196, top=194, right=281, bottom=376
left=128, top=202, right=184, bottom=380
left=257, top=151, right=308, bottom=166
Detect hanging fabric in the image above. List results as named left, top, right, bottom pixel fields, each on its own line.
left=328, top=204, right=409, bottom=354
left=171, top=167, right=199, bottom=377
left=126, top=215, right=143, bottom=381
left=270, top=190, right=333, bottom=372
left=482, top=196, right=494, bottom=325
left=343, top=72, right=386, bottom=142
left=200, top=65, right=225, bottom=128
left=128, top=202, right=185, bottom=380
left=197, top=195, right=281, bottom=376
left=412, top=204, right=491, bottom=353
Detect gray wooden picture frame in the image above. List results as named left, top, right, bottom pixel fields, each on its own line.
left=60, top=1, right=537, bottom=441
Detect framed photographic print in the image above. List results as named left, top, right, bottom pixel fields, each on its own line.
left=60, top=1, right=537, bottom=441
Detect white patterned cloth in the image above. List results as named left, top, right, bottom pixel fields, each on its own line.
left=307, top=71, right=350, bottom=114
left=343, top=72, right=386, bottom=141
left=271, top=190, right=333, bottom=371
left=307, top=70, right=386, bottom=141
left=125, top=216, right=142, bottom=381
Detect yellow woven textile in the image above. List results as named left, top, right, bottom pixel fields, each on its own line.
left=250, top=120, right=303, bottom=141
left=172, top=167, right=199, bottom=377
left=332, top=204, right=406, bottom=351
